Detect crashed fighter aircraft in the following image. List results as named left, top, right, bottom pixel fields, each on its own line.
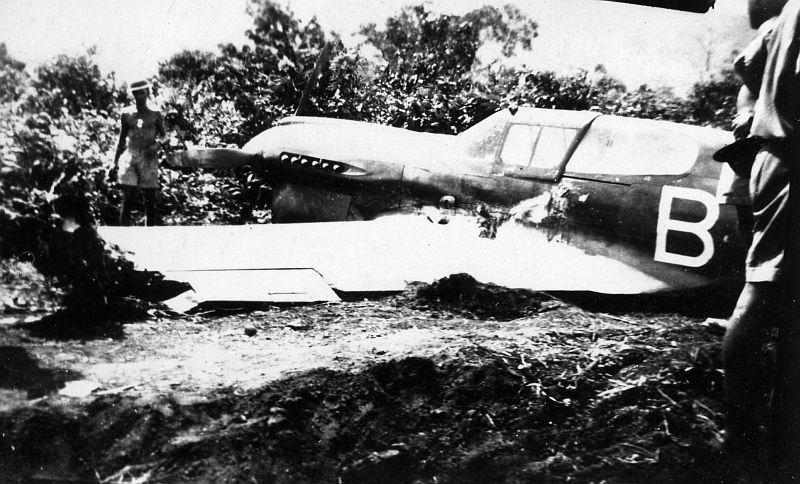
left=99, top=107, right=745, bottom=305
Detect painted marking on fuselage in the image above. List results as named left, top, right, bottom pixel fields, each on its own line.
left=654, top=185, right=719, bottom=268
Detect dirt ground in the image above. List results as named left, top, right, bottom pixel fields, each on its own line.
left=1, top=264, right=741, bottom=483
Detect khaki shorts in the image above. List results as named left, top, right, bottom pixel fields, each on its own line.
left=746, top=141, right=792, bottom=282
left=118, top=151, right=159, bottom=189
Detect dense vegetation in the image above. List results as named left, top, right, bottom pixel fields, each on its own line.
left=0, top=1, right=739, bottom=308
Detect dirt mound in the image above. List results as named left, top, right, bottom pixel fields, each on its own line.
left=0, top=259, right=63, bottom=315
left=407, top=273, right=547, bottom=320
left=1, top=220, right=190, bottom=340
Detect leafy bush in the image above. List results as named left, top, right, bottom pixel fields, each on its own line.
left=27, top=48, right=121, bottom=118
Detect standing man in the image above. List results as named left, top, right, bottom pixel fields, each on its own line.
left=113, top=80, right=166, bottom=226
left=722, top=0, right=800, bottom=480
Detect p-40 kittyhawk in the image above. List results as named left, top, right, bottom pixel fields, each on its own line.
left=99, top=107, right=744, bottom=307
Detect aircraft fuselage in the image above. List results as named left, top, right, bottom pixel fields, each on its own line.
left=172, top=108, right=744, bottom=293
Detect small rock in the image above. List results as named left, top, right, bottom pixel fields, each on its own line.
left=59, top=380, right=101, bottom=398
left=342, top=449, right=416, bottom=484
left=267, top=414, right=289, bottom=429
left=286, top=320, right=310, bottom=331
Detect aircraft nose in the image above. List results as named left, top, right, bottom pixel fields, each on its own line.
left=278, top=151, right=363, bottom=175
left=242, top=127, right=284, bottom=160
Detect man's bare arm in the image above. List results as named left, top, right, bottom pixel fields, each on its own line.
left=113, top=115, right=130, bottom=166
left=156, top=112, right=166, bottom=141
left=733, top=85, right=757, bottom=140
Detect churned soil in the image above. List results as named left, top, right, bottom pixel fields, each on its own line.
left=1, top=269, right=738, bottom=483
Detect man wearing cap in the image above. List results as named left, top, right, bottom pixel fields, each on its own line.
left=113, top=80, right=166, bottom=226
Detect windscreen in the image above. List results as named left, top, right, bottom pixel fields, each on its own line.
left=459, top=111, right=512, bottom=164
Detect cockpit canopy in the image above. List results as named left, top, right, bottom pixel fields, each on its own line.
left=456, top=107, right=727, bottom=181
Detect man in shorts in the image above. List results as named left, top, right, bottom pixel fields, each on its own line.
left=113, top=80, right=166, bottom=226
left=722, top=0, right=800, bottom=480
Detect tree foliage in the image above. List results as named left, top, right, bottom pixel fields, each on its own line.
left=158, top=1, right=329, bottom=146
left=686, top=66, right=740, bottom=129
left=0, top=43, right=29, bottom=103
left=341, top=4, right=537, bottom=133
left=362, top=4, right=536, bottom=87
left=28, top=48, right=120, bottom=118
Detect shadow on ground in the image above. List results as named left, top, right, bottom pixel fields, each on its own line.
left=11, top=294, right=163, bottom=341
left=552, top=282, right=742, bottom=318
left=0, top=346, right=82, bottom=398
left=0, top=334, right=731, bottom=483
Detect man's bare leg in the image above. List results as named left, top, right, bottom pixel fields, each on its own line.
left=119, top=186, right=136, bottom=226
left=142, top=188, right=157, bottom=226
left=722, top=282, right=774, bottom=476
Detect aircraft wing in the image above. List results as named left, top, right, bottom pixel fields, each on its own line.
left=98, top=215, right=690, bottom=311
